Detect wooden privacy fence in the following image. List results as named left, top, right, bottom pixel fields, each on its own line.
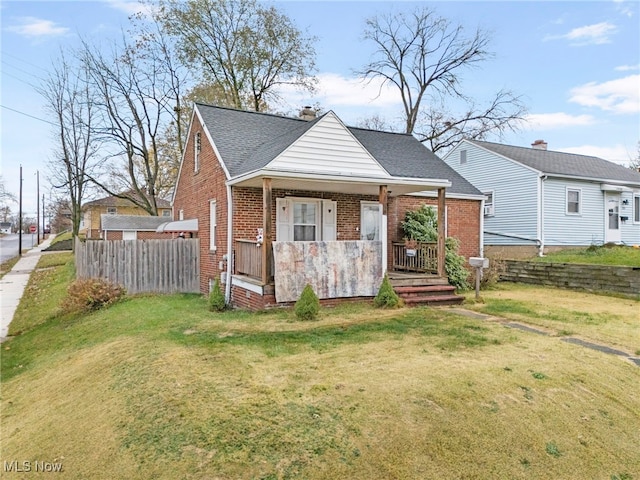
left=75, top=238, right=200, bottom=294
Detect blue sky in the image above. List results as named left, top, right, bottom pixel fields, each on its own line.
left=2, top=0, right=639, bottom=217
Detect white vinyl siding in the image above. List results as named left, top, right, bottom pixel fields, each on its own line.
left=267, top=113, right=389, bottom=178
left=544, top=180, right=604, bottom=246
left=443, top=142, right=538, bottom=245
left=209, top=200, right=216, bottom=251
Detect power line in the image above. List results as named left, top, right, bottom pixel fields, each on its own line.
left=2, top=51, right=50, bottom=73
left=0, top=104, right=57, bottom=126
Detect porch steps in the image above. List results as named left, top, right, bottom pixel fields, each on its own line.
left=389, top=275, right=464, bottom=307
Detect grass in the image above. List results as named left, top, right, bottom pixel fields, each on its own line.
left=464, top=282, right=640, bottom=353
left=531, top=244, right=640, bottom=266
left=1, top=257, right=639, bottom=479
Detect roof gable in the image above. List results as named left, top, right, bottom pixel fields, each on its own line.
left=469, top=140, right=640, bottom=185
left=265, top=111, right=389, bottom=177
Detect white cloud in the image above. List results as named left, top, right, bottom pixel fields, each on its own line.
left=569, top=75, right=640, bottom=114
left=6, top=17, right=69, bottom=38
left=105, top=0, right=156, bottom=17
left=546, top=22, right=617, bottom=46
left=613, top=0, right=636, bottom=18
left=615, top=64, right=640, bottom=71
left=523, top=112, right=596, bottom=129
left=558, top=144, right=632, bottom=166
left=275, top=73, right=402, bottom=116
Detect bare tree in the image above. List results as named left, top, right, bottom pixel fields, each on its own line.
left=37, top=52, right=98, bottom=238
left=629, top=141, right=640, bottom=171
left=357, top=6, right=527, bottom=153
left=79, top=30, right=183, bottom=214
left=158, top=0, right=317, bottom=112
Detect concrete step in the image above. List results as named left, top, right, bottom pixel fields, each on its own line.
left=388, top=275, right=449, bottom=288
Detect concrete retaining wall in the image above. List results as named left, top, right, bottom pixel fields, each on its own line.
left=501, top=260, right=640, bottom=298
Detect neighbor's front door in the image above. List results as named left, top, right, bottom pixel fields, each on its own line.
left=605, top=193, right=621, bottom=244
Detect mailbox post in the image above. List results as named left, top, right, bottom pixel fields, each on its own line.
left=469, top=257, right=489, bottom=301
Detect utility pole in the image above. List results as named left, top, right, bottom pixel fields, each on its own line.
left=36, top=170, right=40, bottom=244
left=18, top=165, right=23, bottom=257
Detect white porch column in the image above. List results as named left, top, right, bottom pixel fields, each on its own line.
left=379, top=185, right=388, bottom=275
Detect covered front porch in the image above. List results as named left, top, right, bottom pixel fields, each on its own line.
left=227, top=171, right=451, bottom=306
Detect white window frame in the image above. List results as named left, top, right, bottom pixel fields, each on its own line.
left=194, top=131, right=201, bottom=173
left=460, top=149, right=467, bottom=165
left=483, top=190, right=495, bottom=216
left=209, top=199, right=217, bottom=251
left=566, top=187, right=581, bottom=215
left=179, top=209, right=184, bottom=221
left=292, top=200, right=319, bottom=241
left=634, top=194, right=640, bottom=224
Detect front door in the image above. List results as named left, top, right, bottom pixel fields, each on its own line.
left=361, top=202, right=381, bottom=241
left=605, top=193, right=621, bottom=243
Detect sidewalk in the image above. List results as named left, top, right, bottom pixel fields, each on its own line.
left=0, top=235, right=56, bottom=342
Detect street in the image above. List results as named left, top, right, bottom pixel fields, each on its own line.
left=0, top=233, right=37, bottom=263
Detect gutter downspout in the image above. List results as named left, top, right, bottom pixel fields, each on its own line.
left=538, top=175, right=546, bottom=256
left=225, top=184, right=233, bottom=305
left=479, top=197, right=485, bottom=258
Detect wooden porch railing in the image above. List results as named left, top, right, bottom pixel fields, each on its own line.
left=235, top=239, right=263, bottom=280
left=392, top=241, right=438, bottom=273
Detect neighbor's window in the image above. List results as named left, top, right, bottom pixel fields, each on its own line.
left=107, top=207, right=117, bottom=215
left=293, top=201, right=317, bottom=241
left=483, top=191, right=494, bottom=216
left=566, top=188, right=581, bottom=214
left=209, top=200, right=217, bottom=251
left=634, top=194, right=640, bottom=223
left=194, top=131, right=202, bottom=173
left=179, top=209, right=184, bottom=220
left=460, top=149, right=467, bottom=165
left=162, top=209, right=171, bottom=217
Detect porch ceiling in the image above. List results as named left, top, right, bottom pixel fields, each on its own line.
left=227, top=170, right=451, bottom=197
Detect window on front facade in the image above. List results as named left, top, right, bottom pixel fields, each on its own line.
left=107, top=207, right=117, bottom=215
left=460, top=149, right=467, bottom=165
left=293, top=202, right=317, bottom=241
left=194, top=132, right=201, bottom=173
left=634, top=194, right=640, bottom=223
left=566, top=188, right=581, bottom=214
left=209, top=200, right=216, bottom=251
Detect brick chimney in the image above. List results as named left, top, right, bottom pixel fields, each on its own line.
left=299, top=106, right=316, bottom=121
left=531, top=139, right=548, bottom=150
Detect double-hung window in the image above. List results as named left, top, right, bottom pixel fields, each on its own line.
left=209, top=200, right=217, bottom=251
left=566, top=188, right=581, bottom=214
left=293, top=202, right=317, bottom=241
left=634, top=194, right=640, bottom=223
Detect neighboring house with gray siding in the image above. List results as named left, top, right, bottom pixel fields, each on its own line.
left=443, top=139, right=640, bottom=256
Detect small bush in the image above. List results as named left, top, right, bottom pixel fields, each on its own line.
left=208, top=278, right=226, bottom=312
left=445, top=237, right=470, bottom=291
left=295, top=284, right=320, bottom=321
left=61, top=278, right=125, bottom=314
left=374, top=273, right=401, bottom=308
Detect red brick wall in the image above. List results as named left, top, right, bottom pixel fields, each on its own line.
left=389, top=196, right=481, bottom=260
left=172, top=114, right=229, bottom=293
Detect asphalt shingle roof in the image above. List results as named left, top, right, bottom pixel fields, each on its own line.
left=196, top=103, right=481, bottom=196
left=101, top=215, right=169, bottom=231
left=470, top=139, right=640, bottom=185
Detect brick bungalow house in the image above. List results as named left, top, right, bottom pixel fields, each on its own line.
left=171, top=103, right=484, bottom=309
left=81, top=192, right=172, bottom=239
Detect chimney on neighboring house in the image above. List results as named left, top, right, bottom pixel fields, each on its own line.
left=299, top=106, right=316, bottom=121
left=531, top=139, right=548, bottom=150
